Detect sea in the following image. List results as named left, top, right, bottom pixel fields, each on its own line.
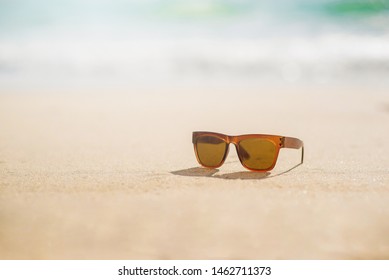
left=1, top=0, right=389, bottom=90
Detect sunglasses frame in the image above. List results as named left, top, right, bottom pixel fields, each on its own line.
left=192, top=131, right=304, bottom=172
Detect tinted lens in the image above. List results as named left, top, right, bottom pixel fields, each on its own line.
left=238, top=138, right=277, bottom=170
left=195, top=136, right=228, bottom=167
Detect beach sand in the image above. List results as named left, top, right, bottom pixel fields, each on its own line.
left=0, top=87, right=388, bottom=259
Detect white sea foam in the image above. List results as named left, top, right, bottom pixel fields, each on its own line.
left=1, top=33, right=388, bottom=89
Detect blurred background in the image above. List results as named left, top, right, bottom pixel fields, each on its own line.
left=0, top=0, right=389, bottom=91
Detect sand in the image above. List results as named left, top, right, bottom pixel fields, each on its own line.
left=0, top=86, right=388, bottom=259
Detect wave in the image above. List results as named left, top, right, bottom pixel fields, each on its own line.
left=1, top=0, right=389, bottom=88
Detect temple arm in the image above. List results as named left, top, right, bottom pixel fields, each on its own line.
left=283, top=137, right=304, bottom=164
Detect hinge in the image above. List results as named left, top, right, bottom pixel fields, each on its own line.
left=280, top=137, right=285, bottom=147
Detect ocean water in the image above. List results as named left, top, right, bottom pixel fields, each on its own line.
left=0, top=0, right=389, bottom=89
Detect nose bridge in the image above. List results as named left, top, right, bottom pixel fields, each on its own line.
left=227, top=135, right=239, bottom=145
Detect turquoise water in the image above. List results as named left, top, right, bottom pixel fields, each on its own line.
left=1, top=0, right=389, bottom=89
left=1, top=0, right=388, bottom=36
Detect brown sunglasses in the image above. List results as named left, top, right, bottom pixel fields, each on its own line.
left=193, top=131, right=304, bottom=172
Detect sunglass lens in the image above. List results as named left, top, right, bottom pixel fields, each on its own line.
left=238, top=138, right=277, bottom=170
left=195, top=136, right=227, bottom=167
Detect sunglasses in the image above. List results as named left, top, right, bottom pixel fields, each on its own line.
left=193, top=131, right=304, bottom=172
